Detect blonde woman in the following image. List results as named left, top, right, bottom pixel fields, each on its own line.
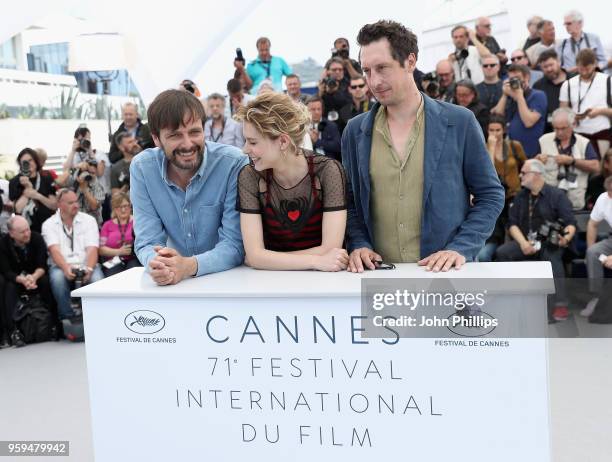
left=99, top=192, right=141, bottom=276
left=235, top=92, right=348, bottom=271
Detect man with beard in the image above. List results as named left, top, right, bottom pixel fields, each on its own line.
left=533, top=49, right=574, bottom=133
left=130, top=90, right=248, bottom=285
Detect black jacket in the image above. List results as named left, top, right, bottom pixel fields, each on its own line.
left=108, top=120, right=154, bottom=164
left=314, top=120, right=341, bottom=161
left=0, top=232, right=48, bottom=283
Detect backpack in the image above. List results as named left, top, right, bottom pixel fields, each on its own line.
left=13, top=294, right=53, bottom=344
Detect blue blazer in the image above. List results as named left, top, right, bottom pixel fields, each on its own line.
left=341, top=94, right=505, bottom=261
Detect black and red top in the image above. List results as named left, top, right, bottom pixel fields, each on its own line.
left=237, top=151, right=347, bottom=252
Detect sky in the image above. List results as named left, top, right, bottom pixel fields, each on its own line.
left=1, top=0, right=611, bottom=103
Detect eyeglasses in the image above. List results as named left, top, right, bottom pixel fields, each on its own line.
left=117, top=204, right=131, bottom=210
left=482, top=63, right=498, bottom=68
left=350, top=84, right=366, bottom=89
left=511, top=56, right=525, bottom=62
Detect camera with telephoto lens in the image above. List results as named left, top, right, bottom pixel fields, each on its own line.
left=72, top=266, right=87, bottom=289
left=322, top=77, right=338, bottom=93
left=557, top=170, right=577, bottom=183
left=422, top=71, right=441, bottom=97
left=19, top=160, right=30, bottom=177
left=509, top=77, right=522, bottom=90
left=455, top=48, right=469, bottom=60
left=76, top=138, right=91, bottom=153
left=537, top=219, right=568, bottom=248
left=332, top=48, right=349, bottom=60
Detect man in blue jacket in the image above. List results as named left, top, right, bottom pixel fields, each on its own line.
left=343, top=20, right=504, bottom=273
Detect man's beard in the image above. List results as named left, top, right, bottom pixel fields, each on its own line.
left=164, top=142, right=204, bottom=171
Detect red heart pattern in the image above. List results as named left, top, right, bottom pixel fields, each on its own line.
left=287, top=210, right=300, bottom=221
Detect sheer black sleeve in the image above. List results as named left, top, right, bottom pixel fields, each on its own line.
left=236, top=164, right=263, bottom=214
left=317, top=158, right=347, bottom=212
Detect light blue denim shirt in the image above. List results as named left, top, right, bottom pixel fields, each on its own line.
left=130, top=142, right=248, bottom=277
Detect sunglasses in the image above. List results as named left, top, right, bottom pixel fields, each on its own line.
left=350, top=84, right=366, bottom=89
left=483, top=63, right=498, bottom=68
left=511, top=56, right=525, bottom=62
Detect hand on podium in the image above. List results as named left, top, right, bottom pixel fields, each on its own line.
left=418, top=250, right=465, bottom=272
left=149, top=246, right=197, bottom=285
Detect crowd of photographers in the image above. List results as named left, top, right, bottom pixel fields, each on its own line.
left=1, top=9, right=611, bottom=347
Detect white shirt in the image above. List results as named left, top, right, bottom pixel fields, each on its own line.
left=590, top=192, right=612, bottom=227
left=42, top=211, right=99, bottom=266
left=452, top=46, right=484, bottom=85
left=559, top=72, right=612, bottom=134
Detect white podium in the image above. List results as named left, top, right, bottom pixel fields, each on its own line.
left=75, top=262, right=552, bottom=462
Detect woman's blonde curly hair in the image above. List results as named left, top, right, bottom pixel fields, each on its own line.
left=235, top=91, right=311, bottom=154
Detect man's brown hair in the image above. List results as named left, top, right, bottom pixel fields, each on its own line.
left=147, top=89, right=206, bottom=137
left=357, top=20, right=418, bottom=66
left=576, top=48, right=596, bottom=67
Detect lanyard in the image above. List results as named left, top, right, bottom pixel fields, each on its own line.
left=260, top=60, right=271, bottom=78
left=62, top=224, right=74, bottom=252
left=118, top=221, right=129, bottom=246
left=577, top=77, right=595, bottom=113
left=528, top=194, right=539, bottom=233
left=211, top=118, right=226, bottom=142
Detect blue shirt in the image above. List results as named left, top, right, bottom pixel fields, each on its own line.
left=130, top=143, right=248, bottom=277
left=506, top=88, right=548, bottom=158
left=556, top=32, right=607, bottom=71
left=246, top=56, right=292, bottom=94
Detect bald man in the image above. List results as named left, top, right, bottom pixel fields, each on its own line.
left=0, top=215, right=57, bottom=345
left=435, top=60, right=456, bottom=102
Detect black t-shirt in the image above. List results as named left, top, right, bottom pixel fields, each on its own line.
left=0, top=232, right=48, bottom=283
left=8, top=173, right=56, bottom=233
left=533, top=71, right=575, bottom=131
left=476, top=81, right=503, bottom=110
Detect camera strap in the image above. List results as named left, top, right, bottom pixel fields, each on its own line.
left=259, top=60, right=271, bottom=78
left=211, top=117, right=226, bottom=142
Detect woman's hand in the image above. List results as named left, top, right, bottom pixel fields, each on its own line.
left=315, top=248, right=349, bottom=272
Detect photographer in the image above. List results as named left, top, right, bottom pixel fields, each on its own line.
left=536, top=108, right=600, bottom=210
left=108, top=102, right=153, bottom=164
left=0, top=216, right=57, bottom=346
left=454, top=80, right=489, bottom=135
left=318, top=57, right=352, bottom=132
left=495, top=159, right=576, bottom=321
left=204, top=93, right=245, bottom=148
left=559, top=49, right=612, bottom=158
left=67, top=158, right=106, bottom=225
left=111, top=132, right=142, bottom=196
left=57, top=127, right=106, bottom=187
left=306, top=95, right=341, bottom=160
left=491, top=64, right=548, bottom=157
left=246, top=37, right=292, bottom=94
left=42, top=188, right=103, bottom=321
left=8, top=148, right=57, bottom=233
left=331, top=37, right=362, bottom=81
left=423, top=60, right=456, bottom=102
left=449, top=25, right=489, bottom=85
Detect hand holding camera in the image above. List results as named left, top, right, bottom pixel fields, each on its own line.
left=503, top=78, right=523, bottom=100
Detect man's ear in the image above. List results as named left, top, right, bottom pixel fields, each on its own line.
left=152, top=134, right=161, bottom=148
left=404, top=53, right=417, bottom=72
